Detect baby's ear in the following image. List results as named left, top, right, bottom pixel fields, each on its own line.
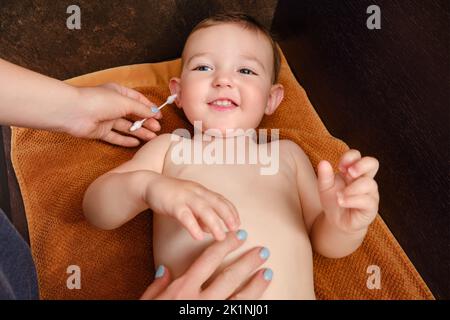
left=169, top=77, right=182, bottom=108
left=265, top=83, right=284, bottom=115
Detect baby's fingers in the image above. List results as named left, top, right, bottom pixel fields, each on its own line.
left=346, top=156, right=379, bottom=180
left=338, top=149, right=362, bottom=172
left=190, top=203, right=226, bottom=241
left=337, top=194, right=379, bottom=216
left=211, top=196, right=240, bottom=231
left=341, top=177, right=378, bottom=197
left=175, top=207, right=204, bottom=240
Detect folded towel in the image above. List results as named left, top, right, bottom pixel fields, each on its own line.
left=11, top=52, right=433, bottom=299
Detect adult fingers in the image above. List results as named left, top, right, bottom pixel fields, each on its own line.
left=102, top=131, right=140, bottom=147
left=183, top=230, right=247, bottom=288
left=112, top=118, right=157, bottom=141
left=117, top=85, right=163, bottom=120
left=201, top=246, right=270, bottom=299
left=140, top=265, right=172, bottom=300
left=102, top=82, right=161, bottom=120
left=102, top=82, right=152, bottom=107
left=142, top=117, right=162, bottom=132
left=229, top=268, right=272, bottom=300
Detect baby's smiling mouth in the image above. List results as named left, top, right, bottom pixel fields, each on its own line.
left=207, top=98, right=239, bottom=111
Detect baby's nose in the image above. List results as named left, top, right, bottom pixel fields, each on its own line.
left=212, top=73, right=234, bottom=88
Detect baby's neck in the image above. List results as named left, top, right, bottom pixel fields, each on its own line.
left=194, top=131, right=258, bottom=145
left=170, top=128, right=279, bottom=174
left=176, top=131, right=279, bottom=175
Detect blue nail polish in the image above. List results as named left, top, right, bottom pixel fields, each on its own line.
left=236, top=229, right=248, bottom=241
left=259, top=247, right=270, bottom=260
left=154, top=265, right=165, bottom=279
left=151, top=106, right=159, bottom=113
left=263, top=268, right=273, bottom=281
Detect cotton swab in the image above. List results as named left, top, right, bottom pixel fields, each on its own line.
left=129, top=94, right=177, bottom=132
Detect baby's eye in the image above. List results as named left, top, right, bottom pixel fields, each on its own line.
left=238, top=68, right=257, bottom=75
left=194, top=65, right=212, bottom=72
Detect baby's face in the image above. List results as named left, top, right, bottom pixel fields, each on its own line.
left=170, top=23, right=284, bottom=134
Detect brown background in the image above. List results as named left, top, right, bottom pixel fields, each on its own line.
left=0, top=0, right=448, bottom=298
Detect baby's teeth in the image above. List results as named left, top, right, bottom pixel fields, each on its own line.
left=215, top=100, right=231, bottom=106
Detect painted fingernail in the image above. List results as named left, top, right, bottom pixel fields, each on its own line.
left=259, top=247, right=270, bottom=260
left=154, top=265, right=165, bottom=279
left=236, top=229, right=248, bottom=241
left=151, top=106, right=159, bottom=113
left=263, top=268, right=273, bottom=281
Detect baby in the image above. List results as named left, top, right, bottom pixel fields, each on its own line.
left=83, top=13, right=379, bottom=299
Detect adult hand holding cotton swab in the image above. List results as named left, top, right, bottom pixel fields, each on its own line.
left=129, top=93, right=177, bottom=132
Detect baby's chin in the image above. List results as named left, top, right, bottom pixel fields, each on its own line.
left=190, top=121, right=257, bottom=138
left=203, top=128, right=255, bottom=138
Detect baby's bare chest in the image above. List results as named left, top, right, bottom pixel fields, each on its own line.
left=164, top=158, right=300, bottom=216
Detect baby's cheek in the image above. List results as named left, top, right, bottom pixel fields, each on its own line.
left=244, top=85, right=268, bottom=105
left=181, top=82, right=206, bottom=104
left=180, top=90, right=203, bottom=111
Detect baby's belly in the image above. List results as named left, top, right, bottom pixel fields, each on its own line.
left=153, top=195, right=316, bottom=299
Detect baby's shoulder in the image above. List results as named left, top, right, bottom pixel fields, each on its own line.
left=278, top=139, right=306, bottom=156
left=140, top=133, right=178, bottom=149
left=133, top=133, right=177, bottom=160
left=277, top=139, right=310, bottom=167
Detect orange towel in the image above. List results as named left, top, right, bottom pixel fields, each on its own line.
left=11, top=53, right=434, bottom=299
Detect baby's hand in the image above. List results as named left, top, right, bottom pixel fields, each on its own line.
left=317, top=149, right=379, bottom=234
left=145, top=176, right=240, bottom=241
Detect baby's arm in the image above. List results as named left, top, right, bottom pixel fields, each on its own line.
left=83, top=133, right=173, bottom=229
left=83, top=133, right=240, bottom=240
left=286, top=141, right=379, bottom=258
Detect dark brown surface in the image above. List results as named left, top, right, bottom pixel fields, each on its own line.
left=272, top=0, right=449, bottom=299
left=0, top=0, right=277, bottom=79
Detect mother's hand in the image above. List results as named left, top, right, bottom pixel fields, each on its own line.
left=65, top=82, right=162, bottom=147
left=140, top=230, right=272, bottom=300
